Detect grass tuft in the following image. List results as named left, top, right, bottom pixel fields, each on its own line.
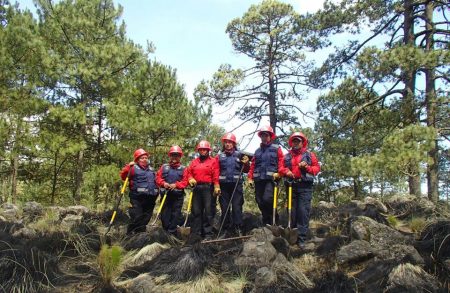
left=98, top=244, right=123, bottom=286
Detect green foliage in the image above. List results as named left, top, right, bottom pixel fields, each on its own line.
left=352, top=125, right=437, bottom=179
left=387, top=215, right=399, bottom=228
left=98, top=244, right=123, bottom=286
left=195, top=0, right=312, bottom=135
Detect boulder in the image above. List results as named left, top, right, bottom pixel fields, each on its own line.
left=254, top=267, right=277, bottom=287
left=336, top=240, right=375, bottom=264
left=12, top=227, right=37, bottom=239
left=317, top=201, right=336, bottom=209
left=385, top=263, right=443, bottom=293
left=350, top=216, right=407, bottom=246
left=22, top=201, right=44, bottom=222
left=375, top=244, right=424, bottom=265
left=66, top=205, right=90, bottom=216
left=364, top=196, right=388, bottom=213
left=61, top=214, right=83, bottom=230
left=235, top=240, right=277, bottom=269
left=1, top=203, right=20, bottom=221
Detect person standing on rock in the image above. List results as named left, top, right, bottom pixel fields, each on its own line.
left=216, top=133, right=250, bottom=237
left=187, top=140, right=220, bottom=240
left=280, top=132, right=320, bottom=248
left=155, top=145, right=189, bottom=236
left=120, top=148, right=158, bottom=235
left=247, top=126, right=285, bottom=226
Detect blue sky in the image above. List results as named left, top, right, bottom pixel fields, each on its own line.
left=17, top=0, right=326, bottom=151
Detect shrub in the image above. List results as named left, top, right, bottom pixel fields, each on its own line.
left=98, top=244, right=123, bottom=286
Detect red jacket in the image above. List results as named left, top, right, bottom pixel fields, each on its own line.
left=155, top=163, right=189, bottom=189
left=279, top=134, right=320, bottom=178
left=187, top=156, right=219, bottom=185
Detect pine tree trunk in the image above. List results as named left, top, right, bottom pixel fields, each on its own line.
left=73, top=150, right=84, bottom=204
left=424, top=1, right=439, bottom=203
left=10, top=155, right=18, bottom=204
left=403, top=0, right=421, bottom=197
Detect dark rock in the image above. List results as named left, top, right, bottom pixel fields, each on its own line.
left=316, top=236, right=347, bottom=256
left=336, top=240, right=375, bottom=265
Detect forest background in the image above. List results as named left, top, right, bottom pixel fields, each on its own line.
left=0, top=0, right=448, bottom=209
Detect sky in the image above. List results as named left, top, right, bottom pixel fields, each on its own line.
left=17, top=0, right=327, bottom=152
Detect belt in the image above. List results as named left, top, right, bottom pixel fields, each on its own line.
left=196, top=182, right=212, bottom=186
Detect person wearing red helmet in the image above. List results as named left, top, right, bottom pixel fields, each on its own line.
left=187, top=140, right=220, bottom=239
left=155, top=145, right=189, bottom=236
left=280, top=132, right=320, bottom=248
left=120, top=148, right=158, bottom=235
left=248, top=125, right=286, bottom=226
left=216, top=133, right=250, bottom=237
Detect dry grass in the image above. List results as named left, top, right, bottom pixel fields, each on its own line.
left=159, top=270, right=247, bottom=293
left=409, top=217, right=427, bottom=233
left=29, top=209, right=61, bottom=233
left=126, top=242, right=169, bottom=268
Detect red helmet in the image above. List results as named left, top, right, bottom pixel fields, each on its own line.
left=258, top=125, right=276, bottom=141
left=168, top=145, right=183, bottom=157
left=196, top=140, right=211, bottom=151
left=288, top=132, right=306, bottom=147
left=133, top=148, right=149, bottom=162
left=221, top=133, right=237, bottom=144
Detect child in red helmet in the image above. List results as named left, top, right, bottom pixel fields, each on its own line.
left=187, top=140, right=220, bottom=240
left=155, top=145, right=189, bottom=236
left=120, top=148, right=158, bottom=235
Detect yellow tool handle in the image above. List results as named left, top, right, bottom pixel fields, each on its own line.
left=288, top=185, right=292, bottom=210
left=273, top=186, right=278, bottom=208
left=121, top=177, right=129, bottom=194
left=109, top=211, right=117, bottom=225
left=157, top=193, right=168, bottom=214
left=186, top=191, right=193, bottom=213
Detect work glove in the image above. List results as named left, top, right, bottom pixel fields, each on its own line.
left=214, top=184, right=221, bottom=196
left=241, top=155, right=249, bottom=164
left=286, top=170, right=295, bottom=178
left=189, top=178, right=197, bottom=187
left=299, top=161, right=308, bottom=170
left=247, top=179, right=254, bottom=188
left=129, top=161, right=135, bottom=166
left=272, top=173, right=281, bottom=180
left=169, top=183, right=176, bottom=190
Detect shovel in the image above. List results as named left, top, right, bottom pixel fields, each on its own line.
left=266, top=180, right=283, bottom=237
left=282, top=180, right=298, bottom=245
left=105, top=167, right=131, bottom=236
left=177, top=190, right=193, bottom=239
left=150, top=190, right=168, bottom=226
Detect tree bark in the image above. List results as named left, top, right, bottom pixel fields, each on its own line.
left=424, top=1, right=439, bottom=203
left=403, top=0, right=421, bottom=197
left=10, top=155, right=18, bottom=204
left=73, top=150, right=84, bottom=204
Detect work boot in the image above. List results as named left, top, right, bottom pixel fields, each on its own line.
left=297, top=239, right=306, bottom=249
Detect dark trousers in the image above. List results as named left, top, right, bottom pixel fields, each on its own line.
left=255, top=180, right=277, bottom=225
left=219, top=182, right=244, bottom=230
left=191, top=184, right=214, bottom=237
left=288, top=187, right=313, bottom=242
left=161, top=191, right=184, bottom=234
left=127, top=195, right=157, bottom=234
